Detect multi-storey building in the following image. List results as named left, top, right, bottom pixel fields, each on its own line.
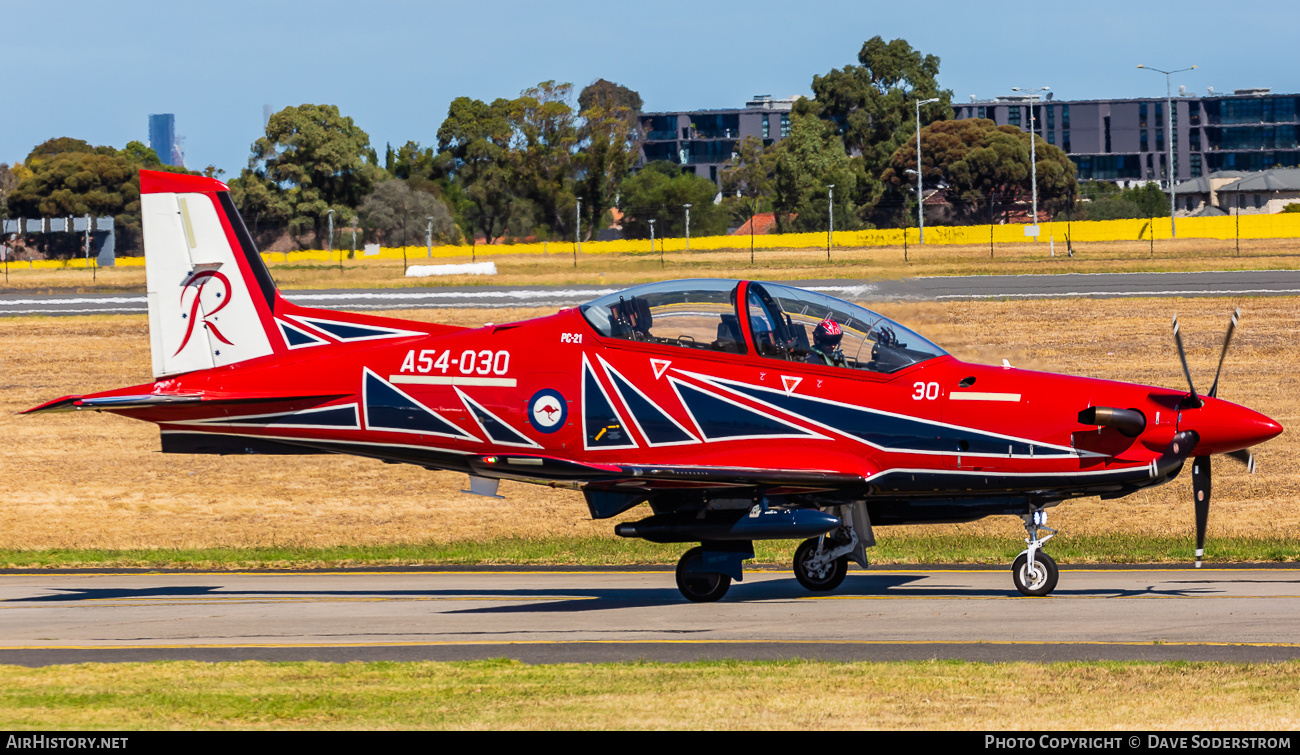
left=955, top=89, right=1300, bottom=186
left=148, top=113, right=182, bottom=167
left=639, top=95, right=797, bottom=185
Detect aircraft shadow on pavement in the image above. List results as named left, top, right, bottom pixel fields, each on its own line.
left=6, top=573, right=1225, bottom=610
left=9, top=576, right=924, bottom=608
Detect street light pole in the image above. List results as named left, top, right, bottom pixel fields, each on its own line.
left=327, top=208, right=337, bottom=272
left=749, top=196, right=755, bottom=266
left=915, top=98, right=939, bottom=244
left=827, top=185, right=834, bottom=261
left=1138, top=64, right=1197, bottom=238
left=683, top=204, right=691, bottom=252
left=575, top=198, right=581, bottom=268
left=649, top=219, right=658, bottom=266
left=1011, top=87, right=1050, bottom=232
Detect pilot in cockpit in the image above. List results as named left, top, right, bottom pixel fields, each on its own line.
left=806, top=317, right=847, bottom=367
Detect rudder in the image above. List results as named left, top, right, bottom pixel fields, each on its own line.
left=141, top=170, right=282, bottom=378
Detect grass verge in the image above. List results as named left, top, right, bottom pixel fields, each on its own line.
left=1, top=659, right=1297, bottom=729
left=1, top=534, right=1295, bottom=570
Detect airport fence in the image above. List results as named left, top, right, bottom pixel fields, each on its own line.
left=8, top=211, right=1300, bottom=269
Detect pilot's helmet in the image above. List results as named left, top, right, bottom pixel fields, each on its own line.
left=814, top=318, right=843, bottom=350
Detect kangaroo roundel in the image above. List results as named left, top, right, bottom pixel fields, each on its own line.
left=529, top=389, right=567, bottom=433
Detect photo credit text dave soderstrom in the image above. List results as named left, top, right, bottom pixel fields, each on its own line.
left=985, top=735, right=1291, bottom=750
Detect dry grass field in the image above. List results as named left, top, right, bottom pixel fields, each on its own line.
left=4, top=237, right=1300, bottom=293
left=2, top=295, right=1296, bottom=563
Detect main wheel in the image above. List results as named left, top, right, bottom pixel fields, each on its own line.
left=793, top=537, right=849, bottom=592
left=1011, top=551, right=1059, bottom=596
left=675, top=547, right=731, bottom=603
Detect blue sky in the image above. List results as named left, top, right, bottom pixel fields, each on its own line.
left=5, top=0, right=1296, bottom=175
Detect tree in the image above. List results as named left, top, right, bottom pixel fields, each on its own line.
left=358, top=179, right=455, bottom=247
left=806, top=36, right=953, bottom=216
left=771, top=112, right=861, bottom=233
left=8, top=136, right=193, bottom=255
left=577, top=79, right=643, bottom=240
left=24, top=137, right=98, bottom=169
left=1076, top=182, right=1169, bottom=220
left=618, top=161, right=726, bottom=239
left=435, top=96, right=516, bottom=245
left=881, top=118, right=1076, bottom=225
left=246, top=104, right=382, bottom=246
left=509, top=81, right=581, bottom=239
left=0, top=163, right=17, bottom=216
left=720, top=135, right=780, bottom=225
left=117, top=141, right=162, bottom=168
left=228, top=168, right=292, bottom=245
left=578, top=78, right=642, bottom=115
left=391, top=141, right=435, bottom=181
left=6, top=145, right=191, bottom=255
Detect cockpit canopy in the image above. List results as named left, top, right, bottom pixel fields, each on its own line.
left=579, top=279, right=946, bottom=374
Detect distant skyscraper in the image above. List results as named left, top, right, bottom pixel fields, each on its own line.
left=148, top=113, right=180, bottom=166
left=263, top=104, right=274, bottom=132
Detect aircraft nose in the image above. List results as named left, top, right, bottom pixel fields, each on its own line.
left=1183, top=398, right=1284, bottom=456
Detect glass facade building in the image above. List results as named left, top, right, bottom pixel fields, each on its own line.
left=954, top=89, right=1300, bottom=185
left=148, top=114, right=180, bottom=167
left=639, top=95, right=796, bottom=187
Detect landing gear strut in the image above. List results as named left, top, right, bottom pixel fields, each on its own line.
left=793, top=534, right=852, bottom=592
left=1012, top=509, right=1059, bottom=596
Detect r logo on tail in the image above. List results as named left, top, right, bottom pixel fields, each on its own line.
left=174, top=269, right=235, bottom=357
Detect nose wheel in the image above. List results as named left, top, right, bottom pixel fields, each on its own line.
left=1012, top=509, right=1059, bottom=596
left=1012, top=551, right=1059, bottom=596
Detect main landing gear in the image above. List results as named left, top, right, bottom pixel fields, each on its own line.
left=792, top=534, right=852, bottom=592
left=674, top=534, right=857, bottom=602
left=675, top=547, right=732, bottom=603
left=676, top=506, right=868, bottom=600
left=1012, top=509, right=1059, bottom=596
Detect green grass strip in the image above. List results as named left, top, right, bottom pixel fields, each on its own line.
left=1, top=659, right=1298, bottom=729
left=1, top=533, right=1295, bottom=569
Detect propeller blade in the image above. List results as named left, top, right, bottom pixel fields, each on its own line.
left=1191, top=455, right=1212, bottom=568
left=1207, top=308, right=1240, bottom=399
left=1171, top=314, right=1201, bottom=407
left=1225, top=448, right=1256, bottom=474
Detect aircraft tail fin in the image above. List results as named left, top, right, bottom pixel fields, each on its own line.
left=141, top=170, right=283, bottom=378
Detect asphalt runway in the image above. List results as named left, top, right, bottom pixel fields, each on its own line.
left=3, top=566, right=1299, bottom=666
left=5, top=269, right=1300, bottom=316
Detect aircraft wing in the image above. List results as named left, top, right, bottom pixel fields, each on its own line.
left=467, top=454, right=864, bottom=490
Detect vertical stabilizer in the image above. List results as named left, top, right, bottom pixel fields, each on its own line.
left=141, top=171, right=282, bottom=378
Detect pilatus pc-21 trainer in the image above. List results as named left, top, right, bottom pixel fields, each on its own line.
left=28, top=171, right=1283, bottom=602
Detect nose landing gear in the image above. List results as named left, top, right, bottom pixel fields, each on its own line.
left=1012, top=509, right=1059, bottom=596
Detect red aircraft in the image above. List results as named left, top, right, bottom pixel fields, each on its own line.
left=27, top=171, right=1284, bottom=602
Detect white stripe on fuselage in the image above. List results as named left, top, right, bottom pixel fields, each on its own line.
left=389, top=375, right=518, bottom=387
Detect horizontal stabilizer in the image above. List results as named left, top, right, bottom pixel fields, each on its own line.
left=23, top=394, right=203, bottom=414
left=24, top=392, right=350, bottom=415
